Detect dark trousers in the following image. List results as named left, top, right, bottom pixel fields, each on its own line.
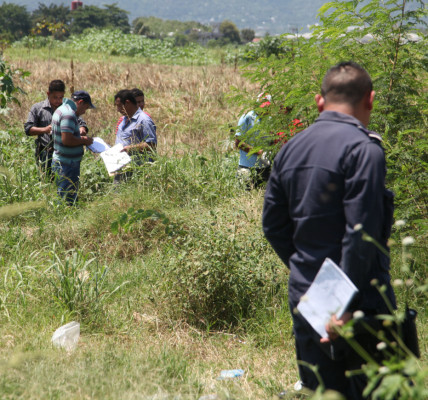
left=37, top=148, right=53, bottom=180
left=292, top=313, right=382, bottom=399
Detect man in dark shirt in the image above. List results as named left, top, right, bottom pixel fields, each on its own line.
left=263, top=62, right=395, bottom=399
left=24, top=80, right=88, bottom=179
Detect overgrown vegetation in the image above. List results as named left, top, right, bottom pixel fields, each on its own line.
left=0, top=0, right=426, bottom=398
left=236, top=0, right=427, bottom=231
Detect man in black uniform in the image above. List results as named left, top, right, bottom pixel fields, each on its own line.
left=262, top=62, right=396, bottom=399
left=24, top=80, right=88, bottom=179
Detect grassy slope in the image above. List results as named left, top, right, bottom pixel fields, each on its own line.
left=0, top=49, right=426, bottom=399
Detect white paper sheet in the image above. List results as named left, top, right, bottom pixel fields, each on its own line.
left=87, top=137, right=111, bottom=153
left=100, top=143, right=131, bottom=174
left=296, top=258, right=358, bottom=338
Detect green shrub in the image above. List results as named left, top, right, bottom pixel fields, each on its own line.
left=0, top=55, right=29, bottom=108
left=45, top=248, right=128, bottom=322
left=157, top=211, right=282, bottom=329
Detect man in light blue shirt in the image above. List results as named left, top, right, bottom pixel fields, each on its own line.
left=114, top=89, right=157, bottom=182
left=235, top=98, right=271, bottom=188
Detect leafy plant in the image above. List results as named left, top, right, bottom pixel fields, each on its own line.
left=157, top=211, right=281, bottom=329
left=45, top=248, right=128, bottom=321
left=111, top=207, right=182, bottom=237
left=0, top=56, right=29, bottom=108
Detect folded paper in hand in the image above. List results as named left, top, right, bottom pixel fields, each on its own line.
left=87, top=137, right=131, bottom=174
left=296, top=258, right=358, bottom=338
left=100, top=143, right=131, bottom=174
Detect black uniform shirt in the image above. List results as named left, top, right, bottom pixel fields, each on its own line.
left=263, top=111, right=396, bottom=313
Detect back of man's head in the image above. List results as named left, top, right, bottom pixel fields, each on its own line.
left=131, top=88, right=144, bottom=100
left=114, top=89, right=137, bottom=105
left=321, top=62, right=372, bottom=107
left=49, top=80, right=65, bottom=93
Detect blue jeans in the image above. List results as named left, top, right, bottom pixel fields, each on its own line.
left=52, top=159, right=81, bottom=205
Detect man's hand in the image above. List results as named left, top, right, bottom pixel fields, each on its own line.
left=79, top=126, right=88, bottom=135
left=81, top=136, right=93, bottom=146
left=320, top=312, right=352, bottom=343
left=44, top=125, right=52, bottom=134
left=121, top=142, right=154, bottom=154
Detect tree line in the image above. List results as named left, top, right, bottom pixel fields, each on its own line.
left=0, top=2, right=254, bottom=46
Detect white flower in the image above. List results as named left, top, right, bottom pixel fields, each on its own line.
left=353, top=223, right=363, bottom=231
left=394, top=220, right=405, bottom=227
left=376, top=342, right=387, bottom=351
left=353, top=310, right=365, bottom=320
left=402, top=236, right=415, bottom=246
left=379, top=366, right=390, bottom=375
left=393, top=279, right=403, bottom=287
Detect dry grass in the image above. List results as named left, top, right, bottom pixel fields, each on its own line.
left=4, top=55, right=255, bottom=155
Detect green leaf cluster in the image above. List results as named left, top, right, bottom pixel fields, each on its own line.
left=0, top=56, right=29, bottom=108
left=111, top=207, right=181, bottom=237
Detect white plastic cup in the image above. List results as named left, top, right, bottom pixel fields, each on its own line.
left=51, top=321, right=80, bottom=351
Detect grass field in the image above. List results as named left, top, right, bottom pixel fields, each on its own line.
left=0, top=49, right=426, bottom=399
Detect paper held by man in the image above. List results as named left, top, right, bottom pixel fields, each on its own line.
left=88, top=137, right=131, bottom=174
left=297, top=258, right=358, bottom=338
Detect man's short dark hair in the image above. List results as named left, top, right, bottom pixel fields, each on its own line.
left=321, top=62, right=373, bottom=106
left=48, top=80, right=65, bottom=93
left=114, top=89, right=137, bottom=105
left=131, top=88, right=144, bottom=100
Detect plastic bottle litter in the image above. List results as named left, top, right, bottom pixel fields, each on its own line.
left=217, top=369, right=245, bottom=380
left=277, top=390, right=288, bottom=399
left=51, top=321, right=80, bottom=351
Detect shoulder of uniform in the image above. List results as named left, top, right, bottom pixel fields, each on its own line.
left=356, top=124, right=383, bottom=144
left=368, top=131, right=382, bottom=142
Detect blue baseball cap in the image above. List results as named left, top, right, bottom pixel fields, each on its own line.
left=72, top=90, right=96, bottom=108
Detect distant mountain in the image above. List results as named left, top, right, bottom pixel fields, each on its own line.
left=9, top=0, right=326, bottom=35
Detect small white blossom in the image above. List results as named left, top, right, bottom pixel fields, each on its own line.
left=393, top=279, right=403, bottom=287
left=394, top=220, right=406, bottom=227
left=402, top=236, right=415, bottom=246
left=376, top=342, right=387, bottom=351
left=353, top=310, right=365, bottom=320
left=354, top=223, right=363, bottom=231
left=379, top=366, right=390, bottom=375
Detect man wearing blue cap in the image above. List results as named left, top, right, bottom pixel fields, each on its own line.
left=51, top=90, right=95, bottom=205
